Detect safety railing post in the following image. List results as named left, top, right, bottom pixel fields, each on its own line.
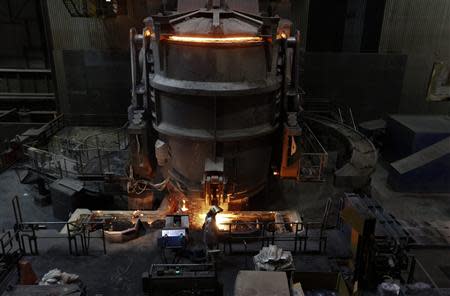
left=32, top=226, right=38, bottom=255
left=293, top=223, right=298, bottom=253
left=96, top=136, right=103, bottom=174
left=228, top=223, right=232, bottom=254
left=101, top=223, right=106, bottom=255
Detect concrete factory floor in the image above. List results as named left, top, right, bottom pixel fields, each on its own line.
left=1, top=162, right=450, bottom=295
left=371, top=162, right=450, bottom=222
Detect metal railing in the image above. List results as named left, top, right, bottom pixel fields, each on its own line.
left=25, top=123, right=129, bottom=177
left=265, top=221, right=305, bottom=252
left=299, top=153, right=328, bottom=181
left=48, top=124, right=129, bottom=175
left=220, top=200, right=333, bottom=255
left=0, top=229, right=22, bottom=294
left=220, top=221, right=267, bottom=254
left=299, top=123, right=328, bottom=182
left=34, top=114, right=65, bottom=143
left=0, top=142, right=22, bottom=173
left=0, top=230, right=18, bottom=258
left=219, top=221, right=323, bottom=255
left=25, top=145, right=80, bottom=178
left=12, top=196, right=106, bottom=256
left=17, top=221, right=107, bottom=256
left=0, top=114, right=64, bottom=172
left=336, top=105, right=358, bottom=131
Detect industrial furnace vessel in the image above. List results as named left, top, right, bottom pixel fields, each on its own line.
left=128, top=0, right=303, bottom=210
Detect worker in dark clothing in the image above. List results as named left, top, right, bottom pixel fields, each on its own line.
left=202, top=205, right=223, bottom=250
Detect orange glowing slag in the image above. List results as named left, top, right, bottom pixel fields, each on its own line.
left=215, top=213, right=238, bottom=230
left=197, top=212, right=238, bottom=231
left=144, top=29, right=152, bottom=37
left=167, top=35, right=263, bottom=44
left=277, top=32, right=287, bottom=39
left=181, top=199, right=189, bottom=212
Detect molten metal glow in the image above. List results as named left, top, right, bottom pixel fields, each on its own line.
left=215, top=213, right=238, bottom=230
left=167, top=35, right=263, bottom=44
left=132, top=210, right=143, bottom=218
left=197, top=212, right=238, bottom=231
left=277, top=32, right=287, bottom=39
left=144, top=29, right=152, bottom=37
left=181, top=199, right=188, bottom=212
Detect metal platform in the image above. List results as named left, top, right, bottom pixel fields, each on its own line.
left=306, top=115, right=378, bottom=188
left=344, top=193, right=450, bottom=249
left=391, top=137, right=450, bottom=174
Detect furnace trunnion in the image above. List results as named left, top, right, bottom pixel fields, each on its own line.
left=128, top=2, right=303, bottom=210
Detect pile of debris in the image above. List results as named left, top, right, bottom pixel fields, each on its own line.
left=253, top=245, right=294, bottom=271
left=39, top=268, right=80, bottom=286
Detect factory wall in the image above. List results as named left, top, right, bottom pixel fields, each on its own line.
left=299, top=0, right=406, bottom=122
left=302, top=53, right=406, bottom=122
left=42, top=0, right=450, bottom=126
left=379, top=0, right=450, bottom=115
left=45, top=0, right=156, bottom=126
left=0, top=0, right=48, bottom=69
left=296, top=0, right=450, bottom=121
left=0, top=0, right=55, bottom=114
